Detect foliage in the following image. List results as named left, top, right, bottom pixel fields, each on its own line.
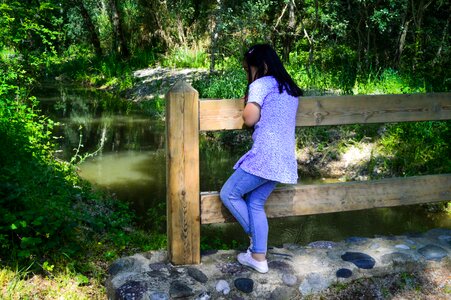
left=192, top=68, right=247, bottom=99
left=380, top=121, right=451, bottom=176
left=161, top=46, right=209, bottom=69
left=0, top=0, right=164, bottom=277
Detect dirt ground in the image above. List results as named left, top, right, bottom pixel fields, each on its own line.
left=306, top=259, right=451, bottom=300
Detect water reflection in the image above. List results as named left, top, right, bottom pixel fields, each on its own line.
left=79, top=150, right=166, bottom=223
left=204, top=206, right=451, bottom=248
left=35, top=82, right=450, bottom=246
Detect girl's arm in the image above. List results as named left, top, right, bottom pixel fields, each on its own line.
left=242, top=102, right=261, bottom=127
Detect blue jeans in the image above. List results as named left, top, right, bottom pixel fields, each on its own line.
left=220, top=168, right=277, bottom=254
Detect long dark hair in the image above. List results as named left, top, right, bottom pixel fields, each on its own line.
left=244, top=44, right=303, bottom=97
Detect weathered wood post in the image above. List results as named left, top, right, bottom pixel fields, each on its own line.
left=165, top=81, right=200, bottom=265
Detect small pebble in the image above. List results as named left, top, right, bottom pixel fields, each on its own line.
left=395, top=244, right=410, bottom=250
left=282, top=273, right=297, bottom=286
left=336, top=268, right=353, bottom=278
left=215, top=280, right=230, bottom=295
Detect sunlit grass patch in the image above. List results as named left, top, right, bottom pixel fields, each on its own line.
left=0, top=267, right=105, bottom=299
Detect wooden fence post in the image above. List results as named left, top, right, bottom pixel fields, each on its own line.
left=165, top=81, right=200, bottom=265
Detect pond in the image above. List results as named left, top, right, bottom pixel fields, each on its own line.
left=35, top=82, right=451, bottom=248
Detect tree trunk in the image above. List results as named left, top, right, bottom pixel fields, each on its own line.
left=209, top=2, right=222, bottom=73
left=73, top=0, right=102, bottom=56
left=110, top=0, right=130, bottom=58
left=395, top=0, right=410, bottom=66
left=432, top=16, right=450, bottom=67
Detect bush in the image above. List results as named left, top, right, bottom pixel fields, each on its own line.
left=380, top=121, right=451, bottom=176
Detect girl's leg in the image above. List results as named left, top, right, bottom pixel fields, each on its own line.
left=219, top=168, right=271, bottom=236
left=246, top=181, right=277, bottom=255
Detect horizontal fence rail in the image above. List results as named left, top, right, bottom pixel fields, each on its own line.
left=200, top=174, right=451, bottom=224
left=166, top=81, right=451, bottom=265
left=199, top=93, right=451, bottom=131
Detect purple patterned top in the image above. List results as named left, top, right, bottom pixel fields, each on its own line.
left=234, top=76, right=299, bottom=184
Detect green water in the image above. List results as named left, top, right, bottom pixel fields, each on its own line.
left=35, top=82, right=450, bottom=246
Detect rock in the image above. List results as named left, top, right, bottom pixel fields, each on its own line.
left=438, top=235, right=451, bottom=242
left=370, top=242, right=381, bottom=250
left=282, top=273, right=298, bottom=286
left=426, top=228, right=451, bottom=237
left=109, top=257, right=136, bottom=276
left=215, top=280, right=230, bottom=295
left=418, top=244, right=448, bottom=261
left=345, top=236, right=368, bottom=244
left=269, top=260, right=294, bottom=273
left=169, top=280, right=194, bottom=298
left=270, top=252, right=293, bottom=259
left=106, top=229, right=451, bottom=299
left=299, top=273, right=331, bottom=295
left=116, top=281, right=148, bottom=300
left=381, top=252, right=413, bottom=265
left=395, top=244, right=410, bottom=250
left=195, top=291, right=211, bottom=300
left=269, top=286, right=298, bottom=300
left=234, top=278, right=254, bottom=293
left=336, top=268, right=353, bottom=278
left=341, top=252, right=376, bottom=269
left=149, top=263, right=166, bottom=271
left=283, top=243, right=302, bottom=250
left=308, top=241, right=337, bottom=249
left=187, top=267, right=208, bottom=283
left=216, top=262, right=246, bottom=275
left=149, top=291, right=169, bottom=300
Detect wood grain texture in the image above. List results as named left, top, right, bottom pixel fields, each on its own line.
left=166, top=81, right=200, bottom=264
left=199, top=93, right=451, bottom=131
left=200, top=174, right=451, bottom=224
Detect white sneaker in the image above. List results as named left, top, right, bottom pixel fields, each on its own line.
left=237, top=251, right=268, bottom=273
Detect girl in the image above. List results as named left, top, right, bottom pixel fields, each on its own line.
left=220, top=44, right=302, bottom=273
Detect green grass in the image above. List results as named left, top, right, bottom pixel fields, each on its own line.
left=160, top=46, right=209, bottom=69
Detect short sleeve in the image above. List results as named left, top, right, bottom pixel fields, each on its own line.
left=247, top=77, right=275, bottom=106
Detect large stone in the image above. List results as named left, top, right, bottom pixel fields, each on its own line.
left=269, top=260, right=294, bottom=273
left=149, top=291, right=169, bottom=300
left=381, top=252, right=412, bottom=265
left=234, top=278, right=254, bottom=293
left=116, top=281, right=148, bottom=300
left=418, top=244, right=448, bottom=261
left=345, top=236, right=368, bottom=244
left=395, top=244, right=410, bottom=250
left=187, top=267, right=208, bottom=283
left=169, top=280, right=195, bottom=298
left=269, top=286, right=298, bottom=300
left=282, top=273, right=298, bottom=286
left=299, top=273, right=331, bottom=295
left=308, top=241, right=337, bottom=249
left=341, top=252, right=376, bottom=269
left=426, top=228, right=451, bottom=237
left=109, top=257, right=137, bottom=277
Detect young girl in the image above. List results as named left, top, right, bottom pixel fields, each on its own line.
left=220, top=44, right=302, bottom=273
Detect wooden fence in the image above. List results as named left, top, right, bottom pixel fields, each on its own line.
left=165, top=81, right=451, bottom=265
